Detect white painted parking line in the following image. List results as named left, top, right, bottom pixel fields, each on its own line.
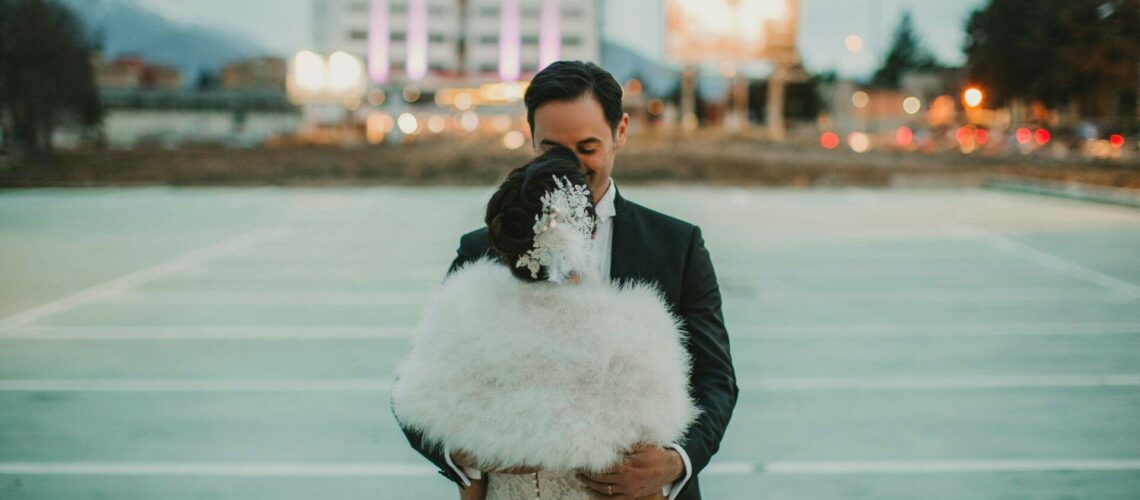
left=0, top=379, right=392, bottom=392
left=6, top=323, right=1139, bottom=341
left=0, top=326, right=416, bottom=340
left=732, top=322, right=1140, bottom=339
left=95, top=287, right=1124, bottom=307
left=0, top=462, right=437, bottom=477
left=3, top=459, right=1138, bottom=477
left=738, top=287, right=1126, bottom=303
left=2, top=375, right=1138, bottom=392
left=104, top=290, right=431, bottom=306
left=742, top=374, right=1140, bottom=391
left=946, top=221, right=1140, bottom=299
left=752, top=459, right=1140, bottom=474
left=0, top=226, right=293, bottom=332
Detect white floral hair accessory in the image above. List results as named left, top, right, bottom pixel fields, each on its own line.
left=515, top=176, right=598, bottom=283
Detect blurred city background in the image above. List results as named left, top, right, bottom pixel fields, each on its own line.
left=0, top=0, right=1138, bottom=188
left=2, top=1, right=1140, bottom=499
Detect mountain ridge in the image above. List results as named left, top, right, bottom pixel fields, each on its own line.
left=59, top=0, right=269, bottom=85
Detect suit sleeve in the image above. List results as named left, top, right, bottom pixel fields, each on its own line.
left=677, top=226, right=739, bottom=477
left=392, top=235, right=480, bottom=487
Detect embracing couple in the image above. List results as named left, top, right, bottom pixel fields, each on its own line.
left=391, top=61, right=739, bottom=500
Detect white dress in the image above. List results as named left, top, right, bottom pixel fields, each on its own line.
left=486, top=470, right=666, bottom=499
left=486, top=470, right=591, bottom=499
left=391, top=258, right=697, bottom=493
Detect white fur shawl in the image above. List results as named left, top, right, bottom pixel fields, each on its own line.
left=391, top=258, right=699, bottom=474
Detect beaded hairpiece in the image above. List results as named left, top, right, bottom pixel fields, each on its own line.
left=514, top=176, right=597, bottom=283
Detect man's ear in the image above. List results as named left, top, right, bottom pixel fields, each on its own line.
left=614, top=113, right=630, bottom=151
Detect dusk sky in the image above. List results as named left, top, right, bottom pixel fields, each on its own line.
left=135, top=0, right=988, bottom=78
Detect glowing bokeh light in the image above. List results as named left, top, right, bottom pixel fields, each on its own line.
left=844, top=35, right=864, bottom=52
left=366, top=112, right=388, bottom=144
left=402, top=85, right=421, bottom=103
left=503, top=130, right=526, bottom=150
left=367, top=89, right=386, bottom=106
left=852, top=91, right=870, bottom=108
left=625, top=79, right=643, bottom=97
left=454, top=92, right=473, bottom=111
left=1035, top=128, right=1051, bottom=145
left=427, top=115, right=446, bottom=133
left=293, top=51, right=326, bottom=93
left=460, top=111, right=480, bottom=131
left=406, top=0, right=427, bottom=80
left=963, top=87, right=984, bottom=108
left=499, top=0, right=520, bottom=81
left=646, top=99, right=665, bottom=116
left=367, top=0, right=389, bottom=84
left=896, top=127, right=913, bottom=147
left=975, top=128, right=989, bottom=145
left=327, top=52, right=363, bottom=92
left=538, top=0, right=560, bottom=70
left=820, top=131, right=839, bottom=149
left=956, top=127, right=973, bottom=145
left=848, top=132, right=870, bottom=153
left=1110, top=134, right=1125, bottom=148
left=1016, top=127, right=1032, bottom=144
left=397, top=113, right=419, bottom=135
left=903, top=97, right=921, bottom=115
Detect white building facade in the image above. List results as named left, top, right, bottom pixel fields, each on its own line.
left=313, top=0, right=600, bottom=87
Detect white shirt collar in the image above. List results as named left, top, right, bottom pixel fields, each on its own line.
left=595, top=177, right=616, bottom=219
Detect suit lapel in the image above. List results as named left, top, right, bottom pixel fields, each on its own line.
left=609, top=186, right=637, bottom=284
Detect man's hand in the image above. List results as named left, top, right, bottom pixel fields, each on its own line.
left=575, top=443, right=683, bottom=499
left=450, top=449, right=540, bottom=475
left=457, top=476, right=487, bottom=500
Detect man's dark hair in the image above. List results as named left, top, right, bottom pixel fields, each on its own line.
left=524, top=61, right=624, bottom=136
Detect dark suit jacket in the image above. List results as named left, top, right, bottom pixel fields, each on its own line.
left=394, top=187, right=739, bottom=500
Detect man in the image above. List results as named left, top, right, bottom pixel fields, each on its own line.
left=396, top=61, right=738, bottom=500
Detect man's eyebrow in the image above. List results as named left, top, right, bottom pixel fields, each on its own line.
left=539, top=138, right=602, bottom=148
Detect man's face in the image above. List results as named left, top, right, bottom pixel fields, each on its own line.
left=532, top=95, right=629, bottom=203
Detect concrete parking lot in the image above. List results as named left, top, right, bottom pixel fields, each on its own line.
left=2, top=185, right=1139, bottom=499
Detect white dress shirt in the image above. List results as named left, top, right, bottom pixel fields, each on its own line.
left=446, top=178, right=693, bottom=499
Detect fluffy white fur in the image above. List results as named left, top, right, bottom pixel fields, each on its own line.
left=391, top=257, right=699, bottom=474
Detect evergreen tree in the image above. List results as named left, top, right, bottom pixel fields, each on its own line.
left=0, top=0, right=104, bottom=159
left=871, top=11, right=940, bottom=88
left=965, top=0, right=1140, bottom=125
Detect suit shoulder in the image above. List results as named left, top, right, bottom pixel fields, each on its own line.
left=624, top=199, right=698, bottom=236
left=458, top=227, right=491, bottom=254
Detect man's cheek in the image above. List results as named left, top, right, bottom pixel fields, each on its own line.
left=584, top=159, right=605, bottom=174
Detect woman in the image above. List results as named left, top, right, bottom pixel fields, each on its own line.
left=391, top=147, right=698, bottom=499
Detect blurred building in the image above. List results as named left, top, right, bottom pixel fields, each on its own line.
left=821, top=68, right=966, bottom=134
left=96, top=56, right=183, bottom=90
left=312, top=0, right=600, bottom=86
left=314, top=0, right=464, bottom=78
left=94, top=89, right=301, bottom=149
left=85, top=56, right=298, bottom=149
left=463, top=0, right=599, bottom=78
left=222, top=57, right=288, bottom=92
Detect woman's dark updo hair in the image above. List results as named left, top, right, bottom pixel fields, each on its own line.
left=486, top=145, right=596, bottom=282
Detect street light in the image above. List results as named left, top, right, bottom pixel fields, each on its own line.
left=963, top=87, right=984, bottom=108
